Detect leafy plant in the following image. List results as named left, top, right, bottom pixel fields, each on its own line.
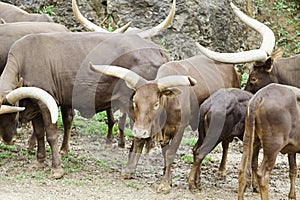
left=181, top=154, right=193, bottom=163
left=39, top=5, right=56, bottom=16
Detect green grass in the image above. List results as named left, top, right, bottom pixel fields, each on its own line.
left=181, top=137, right=197, bottom=147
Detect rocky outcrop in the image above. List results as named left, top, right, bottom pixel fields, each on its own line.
left=4, top=0, right=261, bottom=60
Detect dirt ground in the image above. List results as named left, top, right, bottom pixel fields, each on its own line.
left=0, top=118, right=299, bottom=200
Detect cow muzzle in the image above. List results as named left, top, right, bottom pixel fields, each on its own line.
left=132, top=126, right=151, bottom=138
left=1, top=134, right=17, bottom=145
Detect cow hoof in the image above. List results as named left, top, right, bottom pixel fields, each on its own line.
left=118, top=142, right=125, bottom=148
left=32, top=160, right=45, bottom=169
left=59, top=149, right=68, bottom=156
left=50, top=168, right=64, bottom=179
left=188, top=183, right=201, bottom=193
left=215, top=170, right=226, bottom=179
left=157, top=183, right=171, bottom=194
left=121, top=172, right=133, bottom=179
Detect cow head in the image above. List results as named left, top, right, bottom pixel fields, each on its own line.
left=195, top=3, right=280, bottom=93
left=0, top=87, right=58, bottom=145
left=89, top=63, right=196, bottom=138
left=245, top=48, right=284, bottom=93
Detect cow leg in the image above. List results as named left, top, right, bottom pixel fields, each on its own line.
left=157, top=126, right=185, bottom=193
left=188, top=129, right=205, bottom=192
left=60, top=107, right=74, bottom=155
left=26, top=122, right=37, bottom=154
left=238, top=135, right=255, bottom=200
left=288, top=153, right=297, bottom=200
left=122, top=137, right=145, bottom=179
left=216, top=140, right=229, bottom=177
left=256, top=151, right=278, bottom=200
left=39, top=104, right=64, bottom=179
left=251, top=141, right=261, bottom=192
left=106, top=109, right=115, bottom=145
left=117, top=113, right=126, bottom=148
left=31, top=117, right=46, bottom=168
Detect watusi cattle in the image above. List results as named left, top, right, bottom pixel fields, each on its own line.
left=89, top=52, right=240, bottom=193
left=0, top=31, right=169, bottom=179
left=188, top=88, right=253, bottom=192
left=71, top=0, right=176, bottom=148
left=195, top=3, right=300, bottom=95
left=0, top=2, right=53, bottom=22
left=238, top=83, right=300, bottom=200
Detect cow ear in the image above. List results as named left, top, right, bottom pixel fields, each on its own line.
left=264, top=57, right=273, bottom=72
left=264, top=48, right=284, bottom=73
left=161, top=88, right=182, bottom=98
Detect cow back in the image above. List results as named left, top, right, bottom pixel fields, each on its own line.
left=0, top=2, right=53, bottom=23
left=0, top=22, right=69, bottom=74
left=3, top=32, right=168, bottom=117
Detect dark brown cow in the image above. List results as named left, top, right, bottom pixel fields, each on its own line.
left=238, top=83, right=300, bottom=200
left=188, top=88, right=253, bottom=192
left=244, top=49, right=299, bottom=94
left=196, top=3, right=300, bottom=95
left=89, top=53, right=240, bottom=192
left=0, top=2, right=53, bottom=22
left=0, top=31, right=169, bottom=179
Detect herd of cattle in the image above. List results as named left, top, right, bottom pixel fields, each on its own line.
left=0, top=1, right=299, bottom=199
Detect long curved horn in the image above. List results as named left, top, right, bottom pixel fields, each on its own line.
left=72, top=0, right=130, bottom=33
left=137, top=0, right=176, bottom=38
left=0, top=105, right=25, bottom=114
left=157, top=75, right=197, bottom=91
left=89, top=63, right=147, bottom=90
left=4, top=87, right=58, bottom=123
left=196, top=2, right=275, bottom=64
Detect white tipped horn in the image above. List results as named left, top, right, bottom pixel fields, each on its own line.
left=72, top=0, right=108, bottom=32
left=5, top=87, right=58, bottom=124
left=0, top=105, right=25, bottom=114
left=196, top=42, right=268, bottom=64
left=72, top=0, right=131, bottom=33
left=137, top=0, right=176, bottom=38
left=197, top=2, right=275, bottom=64
left=157, top=75, right=197, bottom=91
left=230, top=2, right=275, bottom=56
left=89, top=63, right=147, bottom=90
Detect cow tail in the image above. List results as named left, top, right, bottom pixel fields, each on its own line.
left=243, top=97, right=260, bottom=180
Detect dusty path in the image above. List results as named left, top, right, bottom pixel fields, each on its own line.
left=0, top=123, right=298, bottom=200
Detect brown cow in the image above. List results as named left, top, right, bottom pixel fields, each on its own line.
left=238, top=83, right=300, bottom=200
left=195, top=3, right=300, bottom=95
left=0, top=2, right=53, bottom=22
left=0, top=31, right=170, bottom=179
left=188, top=88, right=253, bottom=192
left=89, top=53, right=240, bottom=192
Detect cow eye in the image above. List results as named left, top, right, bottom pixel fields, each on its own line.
left=153, top=102, right=160, bottom=110
left=250, top=76, right=258, bottom=83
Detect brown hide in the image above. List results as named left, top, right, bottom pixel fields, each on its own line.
left=245, top=54, right=300, bottom=93
left=188, top=88, right=252, bottom=191
left=0, top=32, right=168, bottom=117
left=0, top=2, right=53, bottom=23
left=238, top=83, right=300, bottom=199
left=0, top=22, right=69, bottom=73
left=126, top=55, right=240, bottom=192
